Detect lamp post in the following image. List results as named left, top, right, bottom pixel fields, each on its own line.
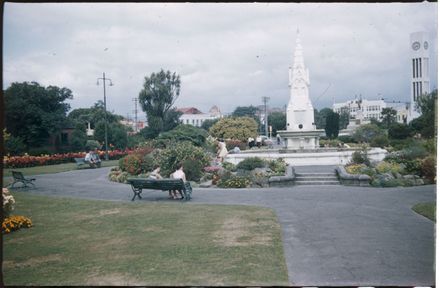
left=97, top=72, right=113, bottom=161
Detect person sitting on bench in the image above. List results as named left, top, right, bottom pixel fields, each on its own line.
left=85, top=149, right=101, bottom=168
left=170, top=163, right=186, bottom=200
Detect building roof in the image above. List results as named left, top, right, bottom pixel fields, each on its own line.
left=176, top=107, right=203, bottom=114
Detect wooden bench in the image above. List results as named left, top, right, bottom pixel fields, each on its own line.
left=9, top=171, right=36, bottom=188
left=126, top=178, right=192, bottom=201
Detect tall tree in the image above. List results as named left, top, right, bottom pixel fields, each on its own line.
left=338, top=107, right=350, bottom=130
left=380, top=107, right=397, bottom=129
left=5, top=82, right=72, bottom=148
left=232, top=106, right=261, bottom=127
left=316, top=108, right=333, bottom=129
left=268, top=112, right=286, bottom=135
left=138, top=69, right=181, bottom=137
left=325, top=111, right=340, bottom=139
left=410, top=89, right=437, bottom=138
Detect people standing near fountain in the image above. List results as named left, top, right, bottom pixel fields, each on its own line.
left=216, top=139, right=228, bottom=162
left=256, top=135, right=262, bottom=148
left=248, top=137, right=255, bottom=148
left=277, top=134, right=281, bottom=145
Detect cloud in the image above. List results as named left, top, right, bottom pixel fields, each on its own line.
left=3, top=2, right=438, bottom=118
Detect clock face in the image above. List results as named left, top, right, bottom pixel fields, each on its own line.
left=412, top=41, right=420, bottom=51
left=424, top=41, right=429, bottom=50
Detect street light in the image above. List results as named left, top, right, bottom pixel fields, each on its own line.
left=97, top=72, right=113, bottom=161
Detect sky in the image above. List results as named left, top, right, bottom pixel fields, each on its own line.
left=3, top=2, right=438, bottom=121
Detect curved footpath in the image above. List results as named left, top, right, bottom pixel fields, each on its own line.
left=13, top=167, right=436, bottom=286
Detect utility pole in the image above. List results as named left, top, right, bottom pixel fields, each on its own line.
left=132, top=98, right=138, bottom=133
left=96, top=72, right=113, bottom=161
left=262, top=96, right=270, bottom=137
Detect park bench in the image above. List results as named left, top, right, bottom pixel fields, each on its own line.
left=126, top=178, right=192, bottom=201
left=9, top=171, right=36, bottom=188
left=74, top=157, right=101, bottom=169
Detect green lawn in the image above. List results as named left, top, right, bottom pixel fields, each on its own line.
left=412, top=202, right=436, bottom=222
left=4, top=192, right=289, bottom=286
left=3, top=160, right=119, bottom=186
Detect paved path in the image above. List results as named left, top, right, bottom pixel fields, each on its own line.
left=14, top=167, right=436, bottom=286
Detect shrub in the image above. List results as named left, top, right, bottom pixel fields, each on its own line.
left=370, top=134, right=389, bottom=148
left=423, top=138, right=437, bottom=154
left=182, top=158, right=204, bottom=182
left=320, top=139, right=341, bottom=147
left=221, top=162, right=237, bottom=172
left=338, top=135, right=355, bottom=143
left=141, top=153, right=157, bottom=173
left=158, top=141, right=210, bottom=179
left=157, top=124, right=208, bottom=147
left=351, top=150, right=370, bottom=165
left=420, top=156, right=436, bottom=183
left=119, top=154, right=143, bottom=175
left=2, top=215, right=32, bottom=234
left=388, top=123, right=413, bottom=140
left=401, top=144, right=428, bottom=160
left=268, top=158, right=287, bottom=174
left=217, top=176, right=251, bottom=188
left=375, top=161, right=405, bottom=174
left=345, top=164, right=366, bottom=174
left=236, top=157, right=266, bottom=171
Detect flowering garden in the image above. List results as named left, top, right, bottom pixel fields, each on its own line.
left=4, top=149, right=131, bottom=168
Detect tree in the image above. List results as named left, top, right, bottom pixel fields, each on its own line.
left=316, top=108, right=333, bottom=129
left=157, top=124, right=208, bottom=147
left=209, top=117, right=258, bottom=141
left=325, top=111, right=340, bottom=139
left=410, top=89, right=437, bottom=138
left=268, top=112, right=286, bottom=135
left=388, top=122, right=413, bottom=140
left=94, top=121, right=129, bottom=150
left=352, top=123, right=385, bottom=143
left=5, top=82, right=72, bottom=148
left=232, top=106, right=261, bottom=127
left=138, top=70, right=181, bottom=137
left=380, top=108, right=397, bottom=129
left=338, top=108, right=350, bottom=130
left=68, top=101, right=123, bottom=128
left=201, top=118, right=220, bottom=131
left=70, top=123, right=88, bottom=152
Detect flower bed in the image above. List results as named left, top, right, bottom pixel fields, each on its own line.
left=2, top=215, right=32, bottom=234
left=4, top=149, right=131, bottom=168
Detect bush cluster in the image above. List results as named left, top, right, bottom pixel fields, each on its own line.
left=236, top=157, right=266, bottom=171
left=158, top=142, right=211, bottom=181
left=2, top=215, right=32, bottom=234
left=217, top=176, right=251, bottom=188
left=267, top=158, right=287, bottom=174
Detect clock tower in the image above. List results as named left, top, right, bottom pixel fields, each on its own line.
left=409, top=31, right=430, bottom=121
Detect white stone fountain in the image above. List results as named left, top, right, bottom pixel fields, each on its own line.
left=225, top=31, right=387, bottom=166
left=277, top=31, right=323, bottom=149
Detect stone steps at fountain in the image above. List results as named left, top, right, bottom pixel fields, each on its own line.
left=295, top=172, right=340, bottom=185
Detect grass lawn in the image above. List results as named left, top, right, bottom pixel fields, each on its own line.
left=4, top=192, right=289, bottom=286
left=412, top=202, right=436, bottom=222
left=3, top=160, right=119, bottom=186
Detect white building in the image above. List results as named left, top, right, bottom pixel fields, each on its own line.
left=120, top=119, right=146, bottom=133
left=177, top=106, right=222, bottom=127
left=409, top=31, right=431, bottom=121
left=333, top=98, right=409, bottom=124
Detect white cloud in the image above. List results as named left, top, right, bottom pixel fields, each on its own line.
left=3, top=2, right=438, bottom=118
